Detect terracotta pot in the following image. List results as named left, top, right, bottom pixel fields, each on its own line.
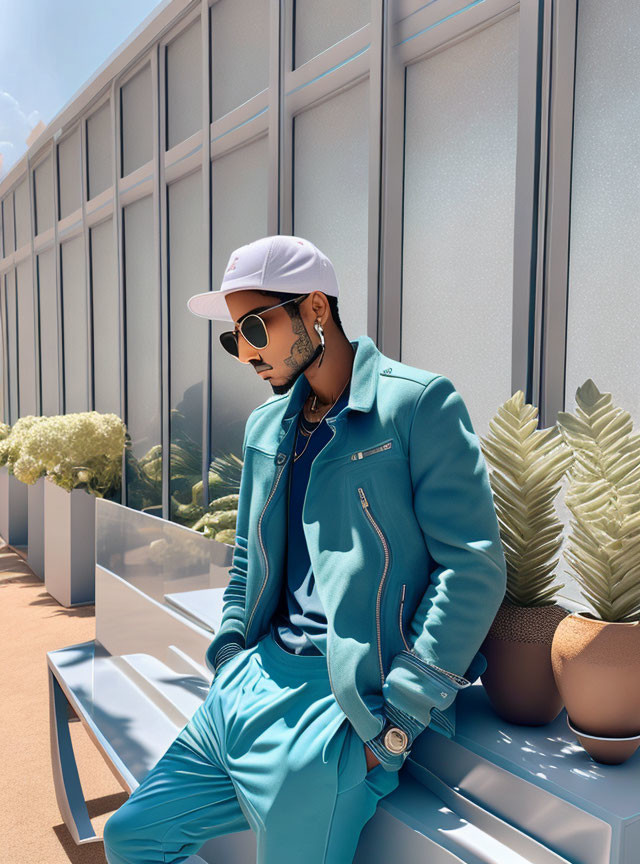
left=551, top=612, right=640, bottom=762
left=480, top=597, right=569, bottom=724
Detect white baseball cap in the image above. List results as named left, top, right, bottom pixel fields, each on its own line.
left=186, top=234, right=339, bottom=323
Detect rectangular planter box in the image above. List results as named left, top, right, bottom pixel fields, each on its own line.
left=27, top=476, right=45, bottom=580
left=44, top=479, right=96, bottom=607
left=0, top=464, right=28, bottom=547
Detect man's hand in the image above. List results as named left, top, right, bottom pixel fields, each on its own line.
left=364, top=742, right=381, bottom=772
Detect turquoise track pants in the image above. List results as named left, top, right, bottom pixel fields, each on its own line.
left=103, top=630, right=400, bottom=863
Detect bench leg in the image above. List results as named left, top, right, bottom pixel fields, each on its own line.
left=48, top=668, right=100, bottom=844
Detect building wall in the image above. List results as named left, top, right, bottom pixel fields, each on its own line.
left=0, top=0, right=638, bottom=605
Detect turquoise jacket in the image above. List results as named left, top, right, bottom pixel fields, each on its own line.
left=206, top=334, right=507, bottom=769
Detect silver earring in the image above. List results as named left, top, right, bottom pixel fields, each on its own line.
left=314, top=320, right=325, bottom=368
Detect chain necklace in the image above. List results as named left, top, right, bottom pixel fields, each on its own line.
left=293, top=371, right=352, bottom=463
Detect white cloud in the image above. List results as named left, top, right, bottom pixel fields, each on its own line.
left=0, top=90, right=42, bottom=179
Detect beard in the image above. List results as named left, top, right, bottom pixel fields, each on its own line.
left=268, top=341, right=324, bottom=396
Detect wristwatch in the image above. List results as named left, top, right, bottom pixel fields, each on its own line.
left=382, top=724, right=410, bottom=754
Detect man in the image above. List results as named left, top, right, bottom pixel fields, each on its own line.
left=103, top=235, right=507, bottom=864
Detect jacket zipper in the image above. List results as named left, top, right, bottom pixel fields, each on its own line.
left=399, top=583, right=410, bottom=651
left=350, top=440, right=393, bottom=461
left=245, top=455, right=288, bottom=641
left=357, top=486, right=390, bottom=688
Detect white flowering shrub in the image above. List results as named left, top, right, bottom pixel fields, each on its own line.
left=11, top=412, right=126, bottom=498
left=0, top=416, right=49, bottom=474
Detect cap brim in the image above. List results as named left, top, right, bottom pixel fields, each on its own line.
left=186, top=288, right=246, bottom=322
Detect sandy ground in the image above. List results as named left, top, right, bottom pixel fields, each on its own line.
left=0, top=539, right=126, bottom=864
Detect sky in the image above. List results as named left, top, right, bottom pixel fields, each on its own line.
left=0, top=0, right=164, bottom=181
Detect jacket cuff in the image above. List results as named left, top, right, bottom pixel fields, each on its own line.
left=213, top=640, right=244, bottom=673
left=205, top=627, right=246, bottom=674
left=381, top=649, right=472, bottom=731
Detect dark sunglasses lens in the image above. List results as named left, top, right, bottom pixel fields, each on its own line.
left=241, top=315, right=268, bottom=349
left=219, top=331, right=239, bottom=356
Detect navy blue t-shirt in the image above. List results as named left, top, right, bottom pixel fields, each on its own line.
left=270, top=378, right=351, bottom=655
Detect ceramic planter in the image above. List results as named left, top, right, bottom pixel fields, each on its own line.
left=480, top=597, right=569, bottom=724
left=44, top=478, right=96, bottom=607
left=0, top=465, right=28, bottom=547
left=27, top=476, right=45, bottom=580
left=551, top=611, right=640, bottom=764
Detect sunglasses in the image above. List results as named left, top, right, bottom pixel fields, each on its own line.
left=219, top=293, right=308, bottom=358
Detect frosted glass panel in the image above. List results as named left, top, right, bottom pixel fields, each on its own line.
left=210, top=135, right=269, bottom=459
left=565, top=0, right=640, bottom=424
left=294, top=0, right=369, bottom=67
left=211, top=0, right=269, bottom=121
left=90, top=219, right=120, bottom=415
left=168, top=171, right=205, bottom=525
left=123, top=195, right=161, bottom=511
left=60, top=235, right=89, bottom=412
left=166, top=21, right=202, bottom=149
left=16, top=259, right=37, bottom=416
left=87, top=102, right=113, bottom=200
left=0, top=280, right=4, bottom=422
left=121, top=65, right=153, bottom=177
left=37, top=248, right=60, bottom=416
left=58, top=128, right=82, bottom=220
left=293, top=79, right=369, bottom=337
left=401, top=11, right=519, bottom=439
left=34, top=155, right=54, bottom=235
left=6, top=271, right=18, bottom=422
left=14, top=180, right=30, bottom=249
left=3, top=194, right=15, bottom=254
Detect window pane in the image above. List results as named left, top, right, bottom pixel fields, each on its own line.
left=211, top=0, right=269, bottom=122
left=167, top=21, right=202, bottom=149
left=60, top=235, right=89, bottom=412
left=57, top=128, right=82, bottom=220
left=210, top=135, right=269, bottom=460
left=3, top=195, right=15, bottom=254
left=16, top=259, right=37, bottom=416
left=14, top=180, right=30, bottom=249
left=168, top=170, right=205, bottom=525
left=293, top=79, right=369, bottom=336
left=87, top=102, right=113, bottom=200
left=123, top=195, right=161, bottom=511
left=34, top=155, right=54, bottom=235
left=294, top=0, right=369, bottom=68
left=90, top=219, right=120, bottom=415
left=0, top=279, right=4, bottom=422
left=401, top=11, right=519, bottom=436
left=565, top=0, right=640, bottom=420
left=37, top=248, right=60, bottom=416
left=6, top=270, right=18, bottom=422
left=121, top=64, right=153, bottom=177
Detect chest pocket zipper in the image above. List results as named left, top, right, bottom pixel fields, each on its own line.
left=358, top=486, right=391, bottom=688
left=351, top=440, right=393, bottom=461
left=399, top=583, right=411, bottom=651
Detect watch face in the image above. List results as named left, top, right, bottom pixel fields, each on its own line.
left=383, top=726, right=409, bottom=754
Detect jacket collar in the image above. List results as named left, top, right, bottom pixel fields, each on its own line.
left=280, top=333, right=380, bottom=428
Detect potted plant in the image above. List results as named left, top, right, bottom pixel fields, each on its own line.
left=478, top=391, right=574, bottom=724
left=12, top=411, right=126, bottom=607
left=0, top=418, right=36, bottom=550
left=552, top=380, right=640, bottom=764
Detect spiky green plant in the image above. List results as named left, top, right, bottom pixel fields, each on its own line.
left=556, top=379, right=640, bottom=622
left=480, top=391, right=574, bottom=606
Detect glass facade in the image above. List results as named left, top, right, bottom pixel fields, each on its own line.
left=0, top=0, right=637, bottom=613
